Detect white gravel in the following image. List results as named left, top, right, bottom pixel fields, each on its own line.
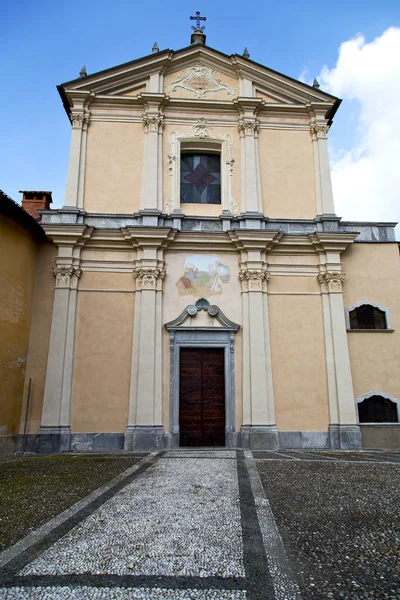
left=20, top=454, right=244, bottom=578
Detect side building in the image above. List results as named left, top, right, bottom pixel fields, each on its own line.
left=15, top=29, right=400, bottom=453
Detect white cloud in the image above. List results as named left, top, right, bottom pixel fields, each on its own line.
left=318, top=27, right=400, bottom=230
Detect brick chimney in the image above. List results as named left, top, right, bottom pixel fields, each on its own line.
left=20, top=191, right=52, bottom=221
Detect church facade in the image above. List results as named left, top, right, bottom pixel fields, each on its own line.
left=14, top=26, right=400, bottom=453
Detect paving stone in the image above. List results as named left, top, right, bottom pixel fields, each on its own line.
left=19, top=455, right=244, bottom=578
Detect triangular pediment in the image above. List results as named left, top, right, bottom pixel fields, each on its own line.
left=58, top=43, right=339, bottom=117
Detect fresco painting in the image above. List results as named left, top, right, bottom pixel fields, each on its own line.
left=176, top=255, right=230, bottom=296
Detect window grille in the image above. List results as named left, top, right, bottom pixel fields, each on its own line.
left=180, top=153, right=221, bottom=204
left=358, top=395, right=398, bottom=423
left=349, top=304, right=387, bottom=330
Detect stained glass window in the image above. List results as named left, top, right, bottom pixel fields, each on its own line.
left=180, top=153, right=221, bottom=204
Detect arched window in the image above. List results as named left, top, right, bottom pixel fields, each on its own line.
left=348, top=303, right=388, bottom=330
left=358, top=395, right=398, bottom=423
left=180, top=153, right=221, bottom=204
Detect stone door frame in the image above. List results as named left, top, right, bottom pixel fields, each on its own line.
left=165, top=298, right=240, bottom=448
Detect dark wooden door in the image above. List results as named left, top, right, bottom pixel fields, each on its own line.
left=179, top=348, right=225, bottom=447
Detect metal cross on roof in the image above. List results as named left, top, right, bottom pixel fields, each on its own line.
left=190, top=11, right=206, bottom=31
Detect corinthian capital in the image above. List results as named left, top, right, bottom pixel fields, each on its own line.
left=143, top=114, right=164, bottom=133
left=70, top=111, right=90, bottom=129
left=53, top=266, right=82, bottom=289
left=310, top=124, right=329, bottom=140
left=239, top=269, right=269, bottom=292
left=133, top=267, right=166, bottom=291
left=318, top=271, right=346, bottom=293
left=238, top=119, right=260, bottom=136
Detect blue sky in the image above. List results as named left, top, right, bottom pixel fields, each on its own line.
left=2, top=0, right=400, bottom=229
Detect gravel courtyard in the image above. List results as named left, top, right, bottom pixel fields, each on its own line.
left=0, top=449, right=399, bottom=599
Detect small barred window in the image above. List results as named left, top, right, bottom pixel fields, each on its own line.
left=349, top=304, right=387, bottom=330
left=358, top=395, right=398, bottom=423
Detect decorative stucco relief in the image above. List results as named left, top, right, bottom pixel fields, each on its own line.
left=239, top=269, right=269, bottom=292
left=167, top=64, right=236, bottom=99
left=192, top=117, right=213, bottom=139
left=143, top=114, right=164, bottom=133
left=310, top=124, right=329, bottom=140
left=177, top=255, right=230, bottom=296
left=133, top=267, right=165, bottom=291
left=238, top=120, right=260, bottom=136
left=70, top=112, right=90, bottom=129
left=318, top=271, right=346, bottom=293
left=53, top=266, right=82, bottom=289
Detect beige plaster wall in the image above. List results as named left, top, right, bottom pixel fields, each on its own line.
left=84, top=121, right=143, bottom=213
left=269, top=292, right=329, bottom=431
left=71, top=286, right=134, bottom=432
left=342, top=243, right=400, bottom=402
left=162, top=251, right=242, bottom=430
left=0, top=216, right=38, bottom=441
left=21, top=242, right=57, bottom=435
left=259, top=129, right=316, bottom=218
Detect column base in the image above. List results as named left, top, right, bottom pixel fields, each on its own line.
left=35, top=426, right=71, bottom=453
left=329, top=425, right=361, bottom=450
left=241, top=425, right=279, bottom=450
left=124, top=426, right=166, bottom=451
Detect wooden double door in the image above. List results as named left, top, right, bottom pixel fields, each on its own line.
left=179, top=348, right=225, bottom=447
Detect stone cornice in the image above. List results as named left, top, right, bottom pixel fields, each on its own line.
left=309, top=232, right=359, bottom=254
left=42, top=224, right=94, bottom=248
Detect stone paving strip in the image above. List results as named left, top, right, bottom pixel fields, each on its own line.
left=0, top=449, right=302, bottom=599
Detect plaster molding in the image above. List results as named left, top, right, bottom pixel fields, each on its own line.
left=192, top=117, right=213, bottom=139
left=318, top=271, right=346, bottom=293
left=167, top=64, right=236, bottom=99
left=345, top=298, right=391, bottom=329
left=133, top=267, right=166, bottom=291
left=165, top=297, right=240, bottom=331
left=239, top=269, right=270, bottom=292
left=53, top=266, right=82, bottom=289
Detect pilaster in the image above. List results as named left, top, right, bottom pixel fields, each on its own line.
left=123, top=228, right=176, bottom=450
left=37, top=225, right=93, bottom=453
left=310, top=122, right=335, bottom=215
left=235, top=98, right=263, bottom=215
left=229, top=230, right=282, bottom=449
left=312, top=232, right=361, bottom=449
left=64, top=98, right=91, bottom=208
left=140, top=93, right=166, bottom=211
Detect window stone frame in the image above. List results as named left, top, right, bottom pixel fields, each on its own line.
left=167, top=130, right=236, bottom=215
left=345, top=298, right=392, bottom=331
